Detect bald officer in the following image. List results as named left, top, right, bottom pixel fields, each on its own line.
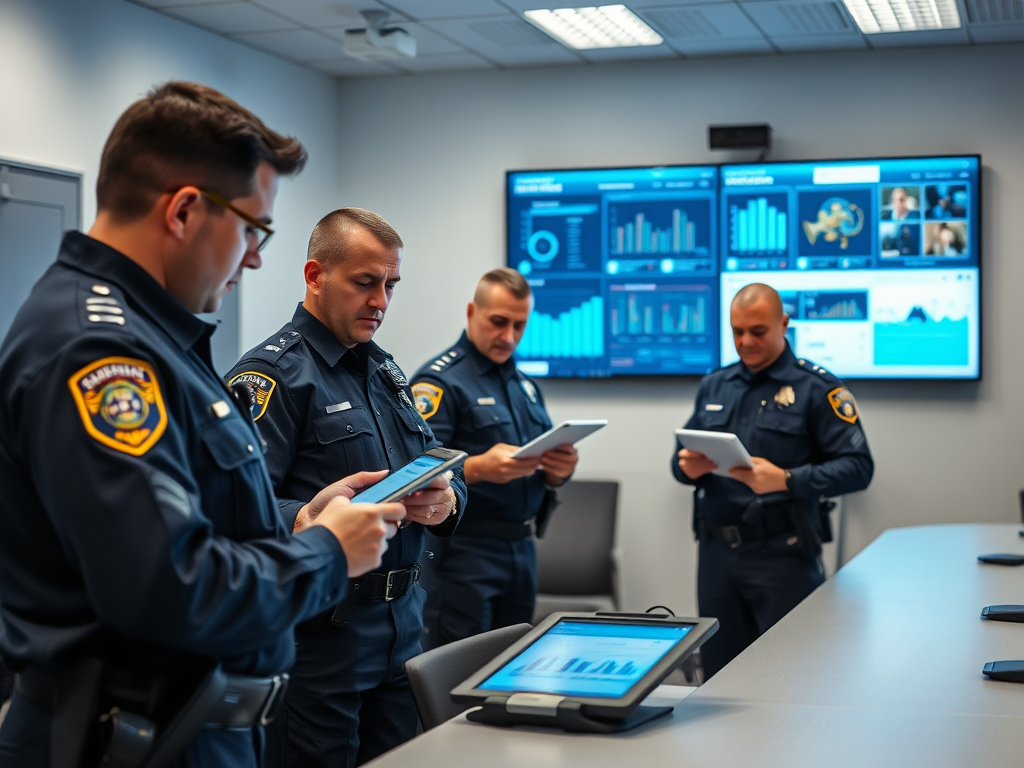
left=672, top=283, right=873, bottom=678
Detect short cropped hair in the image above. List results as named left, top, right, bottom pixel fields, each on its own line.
left=473, top=268, right=532, bottom=306
left=732, top=283, right=784, bottom=318
left=306, top=208, right=404, bottom=266
left=96, top=81, right=307, bottom=222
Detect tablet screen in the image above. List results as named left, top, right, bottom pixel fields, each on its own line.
left=477, top=620, right=693, bottom=698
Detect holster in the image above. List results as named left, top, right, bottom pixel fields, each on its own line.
left=42, top=654, right=225, bottom=768
left=533, top=488, right=561, bottom=539
left=785, top=500, right=824, bottom=559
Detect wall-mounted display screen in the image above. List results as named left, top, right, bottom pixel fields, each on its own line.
left=507, top=166, right=720, bottom=377
left=719, top=156, right=980, bottom=379
left=506, top=156, right=981, bottom=380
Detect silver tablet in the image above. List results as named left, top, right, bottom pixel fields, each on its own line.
left=674, top=428, right=754, bottom=476
left=512, top=420, right=607, bottom=459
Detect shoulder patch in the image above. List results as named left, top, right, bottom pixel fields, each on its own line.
left=828, top=387, right=859, bottom=424
left=228, top=371, right=277, bottom=421
left=411, top=381, right=443, bottom=420
left=68, top=356, right=167, bottom=456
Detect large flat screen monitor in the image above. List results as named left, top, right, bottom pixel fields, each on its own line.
left=506, top=156, right=981, bottom=380
left=719, top=156, right=980, bottom=379
left=507, top=165, right=720, bottom=378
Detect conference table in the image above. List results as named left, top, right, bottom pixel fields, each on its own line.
left=368, top=524, right=1024, bottom=768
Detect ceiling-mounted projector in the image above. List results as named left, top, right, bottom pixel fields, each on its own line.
left=344, top=10, right=416, bottom=61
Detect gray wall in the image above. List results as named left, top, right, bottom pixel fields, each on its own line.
left=337, top=43, right=1024, bottom=615
left=0, top=0, right=340, bottom=354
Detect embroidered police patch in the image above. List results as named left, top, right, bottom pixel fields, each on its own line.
left=68, top=356, right=168, bottom=456
left=411, top=382, right=443, bottom=420
left=227, top=371, right=277, bottom=422
left=828, top=387, right=859, bottom=424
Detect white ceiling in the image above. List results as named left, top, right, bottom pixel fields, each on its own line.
left=126, top=0, right=1024, bottom=77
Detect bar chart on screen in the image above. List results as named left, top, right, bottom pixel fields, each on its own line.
left=518, top=285, right=604, bottom=361
left=726, top=193, right=789, bottom=256
left=609, top=283, right=710, bottom=338
left=608, top=198, right=712, bottom=257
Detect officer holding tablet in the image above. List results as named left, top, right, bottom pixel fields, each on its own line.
left=227, top=208, right=467, bottom=768
left=411, top=268, right=579, bottom=649
left=672, top=283, right=873, bottom=679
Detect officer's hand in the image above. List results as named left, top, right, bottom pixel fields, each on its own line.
left=728, top=457, right=788, bottom=495
left=311, top=496, right=407, bottom=577
left=403, top=471, right=457, bottom=526
left=464, top=443, right=540, bottom=485
left=678, top=449, right=717, bottom=480
left=541, top=444, right=578, bottom=486
left=293, top=470, right=389, bottom=533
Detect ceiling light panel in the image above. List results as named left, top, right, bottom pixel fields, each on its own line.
left=524, top=5, right=663, bottom=49
left=840, top=0, right=962, bottom=33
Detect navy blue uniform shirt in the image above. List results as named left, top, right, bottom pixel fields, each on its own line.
left=0, top=233, right=348, bottom=677
left=227, top=304, right=466, bottom=567
left=410, top=332, right=552, bottom=524
left=672, top=343, right=873, bottom=527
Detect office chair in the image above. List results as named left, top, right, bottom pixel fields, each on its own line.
left=533, top=480, right=621, bottom=624
left=405, top=623, right=532, bottom=730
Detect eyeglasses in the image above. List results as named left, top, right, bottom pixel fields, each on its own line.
left=198, top=188, right=275, bottom=252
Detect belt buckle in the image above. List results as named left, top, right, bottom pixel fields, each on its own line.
left=722, top=525, right=743, bottom=549
left=259, top=674, right=289, bottom=727
left=384, top=569, right=400, bottom=601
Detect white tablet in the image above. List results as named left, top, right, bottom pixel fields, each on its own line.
left=512, top=420, right=608, bottom=459
left=674, top=428, right=754, bottom=476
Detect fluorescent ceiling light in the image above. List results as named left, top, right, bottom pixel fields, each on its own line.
left=524, top=5, right=663, bottom=49
left=840, top=0, right=961, bottom=33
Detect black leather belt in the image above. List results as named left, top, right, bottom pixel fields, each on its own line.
left=14, top=665, right=288, bottom=729
left=329, top=564, right=421, bottom=627
left=456, top=517, right=535, bottom=540
left=701, top=511, right=796, bottom=549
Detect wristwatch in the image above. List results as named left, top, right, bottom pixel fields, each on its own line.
left=784, top=469, right=793, bottom=491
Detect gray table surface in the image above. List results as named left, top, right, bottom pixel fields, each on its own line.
left=369, top=524, right=1024, bottom=767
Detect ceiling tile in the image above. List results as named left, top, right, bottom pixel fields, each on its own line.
left=576, top=44, right=683, bottom=62
left=772, top=31, right=867, bottom=49
left=390, top=52, right=496, bottom=72
left=671, top=36, right=775, bottom=53
left=641, top=3, right=765, bottom=39
left=425, top=16, right=588, bottom=66
left=968, top=21, right=1024, bottom=42
left=321, top=21, right=468, bottom=55
left=129, top=0, right=236, bottom=8
left=739, top=0, right=858, bottom=36
left=866, top=27, right=970, bottom=46
left=250, top=0, right=407, bottom=29
left=963, top=0, right=1024, bottom=23
left=161, top=1, right=298, bottom=33
left=380, top=0, right=510, bottom=20
left=232, top=28, right=347, bottom=60
left=307, top=56, right=401, bottom=76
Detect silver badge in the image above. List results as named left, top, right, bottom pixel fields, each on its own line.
left=521, top=379, right=538, bottom=403
left=383, top=359, right=407, bottom=386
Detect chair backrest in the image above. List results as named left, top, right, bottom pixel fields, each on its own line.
left=536, top=480, right=619, bottom=596
left=405, top=623, right=532, bottom=730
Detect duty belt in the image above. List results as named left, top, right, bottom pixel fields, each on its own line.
left=700, top=509, right=796, bottom=549
left=329, top=564, right=421, bottom=627
left=14, top=664, right=288, bottom=729
left=456, top=516, right=535, bottom=540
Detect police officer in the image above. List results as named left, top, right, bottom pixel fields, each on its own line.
left=0, top=83, right=404, bottom=767
left=411, top=268, right=579, bottom=650
left=672, top=283, right=873, bottom=679
left=227, top=208, right=468, bottom=768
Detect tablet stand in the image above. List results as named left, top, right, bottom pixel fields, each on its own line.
left=466, top=697, right=673, bottom=733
